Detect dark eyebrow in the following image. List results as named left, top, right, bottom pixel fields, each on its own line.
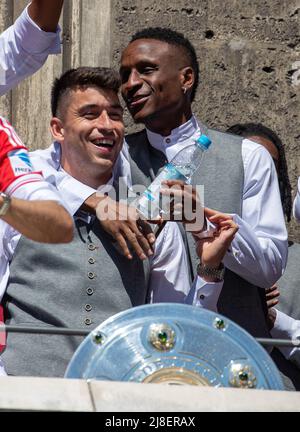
left=120, top=60, right=158, bottom=73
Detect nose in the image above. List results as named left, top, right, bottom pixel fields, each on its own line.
left=96, top=111, right=114, bottom=133
left=124, top=69, right=142, bottom=93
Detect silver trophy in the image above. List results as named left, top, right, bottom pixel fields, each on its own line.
left=65, top=303, right=284, bottom=390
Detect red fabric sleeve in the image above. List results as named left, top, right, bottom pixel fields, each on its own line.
left=0, top=116, right=41, bottom=192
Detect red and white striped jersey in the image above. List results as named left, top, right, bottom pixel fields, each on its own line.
left=0, top=116, right=43, bottom=194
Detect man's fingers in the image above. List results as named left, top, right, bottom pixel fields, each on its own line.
left=114, top=232, right=133, bottom=260
left=121, top=226, right=147, bottom=260
left=204, top=207, right=220, bottom=218
left=161, top=180, right=186, bottom=188
left=266, top=284, right=279, bottom=294
left=268, top=298, right=279, bottom=307
left=130, top=222, right=154, bottom=257
left=138, top=219, right=156, bottom=245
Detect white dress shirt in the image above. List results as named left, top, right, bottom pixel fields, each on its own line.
left=0, top=5, right=61, bottom=95
left=146, top=116, right=287, bottom=289
left=271, top=309, right=300, bottom=369
left=293, top=177, right=300, bottom=222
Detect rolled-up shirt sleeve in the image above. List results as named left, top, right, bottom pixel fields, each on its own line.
left=0, top=5, right=61, bottom=95
left=223, top=140, right=288, bottom=288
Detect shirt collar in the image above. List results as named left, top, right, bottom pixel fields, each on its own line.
left=58, top=166, right=115, bottom=225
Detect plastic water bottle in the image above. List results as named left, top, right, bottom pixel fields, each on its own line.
left=135, top=134, right=211, bottom=220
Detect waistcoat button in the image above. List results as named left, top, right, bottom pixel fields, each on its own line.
left=86, top=287, right=94, bottom=296
left=88, top=257, right=95, bottom=264
left=88, top=244, right=96, bottom=251
left=88, top=272, right=96, bottom=279
left=84, top=318, right=92, bottom=325
left=85, top=304, right=92, bottom=312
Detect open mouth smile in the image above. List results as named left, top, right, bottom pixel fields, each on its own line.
left=90, top=138, right=115, bottom=153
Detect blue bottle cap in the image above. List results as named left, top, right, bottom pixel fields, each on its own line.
left=196, top=134, right=211, bottom=149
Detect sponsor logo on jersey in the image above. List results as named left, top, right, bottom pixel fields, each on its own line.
left=7, top=149, right=33, bottom=175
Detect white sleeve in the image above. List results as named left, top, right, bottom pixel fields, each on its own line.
left=271, top=309, right=300, bottom=369
left=30, top=145, right=96, bottom=216
left=222, top=140, right=288, bottom=288
left=0, top=220, right=20, bottom=302
left=148, top=222, right=191, bottom=303
left=0, top=5, right=61, bottom=95
left=293, top=177, right=300, bottom=222
left=188, top=277, right=224, bottom=312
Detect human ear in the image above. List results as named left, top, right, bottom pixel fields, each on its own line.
left=180, top=66, right=195, bottom=93
left=50, top=117, right=64, bottom=143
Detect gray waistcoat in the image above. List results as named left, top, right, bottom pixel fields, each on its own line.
left=276, top=242, right=300, bottom=320
left=126, top=124, right=269, bottom=338
left=2, top=217, right=148, bottom=377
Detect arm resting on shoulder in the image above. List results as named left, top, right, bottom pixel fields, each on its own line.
left=0, top=197, right=73, bottom=244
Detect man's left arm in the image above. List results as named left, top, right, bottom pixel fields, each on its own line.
left=0, top=1, right=63, bottom=95
left=222, top=142, right=288, bottom=288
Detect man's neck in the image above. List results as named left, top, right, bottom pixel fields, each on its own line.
left=144, top=107, right=193, bottom=136
left=61, top=165, right=113, bottom=190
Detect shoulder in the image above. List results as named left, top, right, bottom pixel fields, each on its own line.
left=125, top=129, right=147, bottom=147
left=242, top=137, right=274, bottom=170
left=207, top=127, right=243, bottom=145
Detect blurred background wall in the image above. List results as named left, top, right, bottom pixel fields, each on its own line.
left=0, top=0, right=299, bottom=239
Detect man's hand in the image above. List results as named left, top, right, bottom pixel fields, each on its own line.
left=266, top=284, right=280, bottom=330
left=195, top=208, right=239, bottom=268
left=159, top=179, right=204, bottom=231
left=95, top=194, right=156, bottom=260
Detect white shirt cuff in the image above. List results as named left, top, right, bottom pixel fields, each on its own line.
left=191, top=276, right=224, bottom=312
left=15, top=5, right=61, bottom=55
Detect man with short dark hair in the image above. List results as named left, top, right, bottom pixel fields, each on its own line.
left=118, top=27, right=288, bottom=339
left=0, top=67, right=190, bottom=377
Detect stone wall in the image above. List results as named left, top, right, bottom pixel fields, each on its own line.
left=112, top=0, right=300, bottom=240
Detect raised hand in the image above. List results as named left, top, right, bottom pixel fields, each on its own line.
left=194, top=207, right=239, bottom=268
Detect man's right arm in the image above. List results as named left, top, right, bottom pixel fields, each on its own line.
left=0, top=195, right=73, bottom=244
